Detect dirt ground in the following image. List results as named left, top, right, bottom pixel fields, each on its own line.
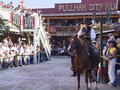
left=0, top=56, right=119, bottom=90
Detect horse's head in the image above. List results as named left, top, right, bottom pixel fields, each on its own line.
left=67, top=37, right=80, bottom=56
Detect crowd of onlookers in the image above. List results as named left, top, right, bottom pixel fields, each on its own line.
left=0, top=1, right=14, bottom=10
left=0, top=1, right=37, bottom=17
left=0, top=36, right=48, bottom=70
left=50, top=19, right=81, bottom=27
left=95, top=33, right=120, bottom=88
left=0, top=1, right=26, bottom=10
left=51, top=40, right=69, bottom=56
left=0, top=1, right=49, bottom=70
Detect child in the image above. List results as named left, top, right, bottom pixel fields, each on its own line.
left=97, top=46, right=108, bottom=83
left=112, top=69, right=120, bottom=87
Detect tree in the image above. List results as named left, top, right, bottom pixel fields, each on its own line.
left=0, top=18, right=5, bottom=27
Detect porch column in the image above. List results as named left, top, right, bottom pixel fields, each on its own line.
left=47, top=19, right=50, bottom=32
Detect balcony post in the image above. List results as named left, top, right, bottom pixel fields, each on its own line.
left=20, top=15, right=24, bottom=31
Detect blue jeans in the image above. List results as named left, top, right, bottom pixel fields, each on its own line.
left=112, top=76, right=120, bottom=87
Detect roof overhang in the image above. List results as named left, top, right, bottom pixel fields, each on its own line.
left=96, top=29, right=115, bottom=34
left=42, top=11, right=118, bottom=17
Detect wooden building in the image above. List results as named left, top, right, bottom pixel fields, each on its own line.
left=33, top=0, right=120, bottom=43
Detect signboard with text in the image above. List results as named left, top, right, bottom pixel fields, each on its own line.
left=56, top=3, right=116, bottom=13
left=33, top=0, right=118, bottom=14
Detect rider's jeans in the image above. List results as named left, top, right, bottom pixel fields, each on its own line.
left=108, top=58, right=117, bottom=83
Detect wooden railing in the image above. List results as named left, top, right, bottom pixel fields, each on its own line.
left=13, top=14, right=20, bottom=27
left=24, top=17, right=35, bottom=29
left=93, top=24, right=115, bottom=33
left=50, top=26, right=80, bottom=33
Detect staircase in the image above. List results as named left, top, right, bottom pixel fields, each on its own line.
left=34, top=14, right=51, bottom=61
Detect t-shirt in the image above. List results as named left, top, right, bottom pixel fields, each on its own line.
left=107, top=36, right=116, bottom=43
left=108, top=47, right=117, bottom=58
left=117, top=43, right=120, bottom=48
left=77, top=28, right=96, bottom=41
left=109, top=47, right=117, bottom=54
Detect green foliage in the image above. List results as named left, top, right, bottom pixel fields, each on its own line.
left=0, top=26, right=10, bottom=34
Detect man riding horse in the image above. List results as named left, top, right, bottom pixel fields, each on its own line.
left=77, top=20, right=97, bottom=66
left=68, top=20, right=100, bottom=90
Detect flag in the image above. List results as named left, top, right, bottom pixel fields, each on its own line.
left=20, top=0, right=24, bottom=4
left=20, top=0, right=24, bottom=8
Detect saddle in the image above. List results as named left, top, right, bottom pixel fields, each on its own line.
left=83, top=45, right=100, bottom=67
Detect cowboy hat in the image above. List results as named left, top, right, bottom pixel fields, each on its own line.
left=81, top=20, right=92, bottom=25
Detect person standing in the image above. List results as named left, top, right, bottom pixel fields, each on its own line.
left=106, top=41, right=117, bottom=84
left=107, top=33, right=116, bottom=43
left=71, top=55, right=76, bottom=77
left=116, top=38, right=120, bottom=74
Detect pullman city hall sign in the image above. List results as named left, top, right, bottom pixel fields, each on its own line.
left=33, top=0, right=118, bottom=14
left=57, top=3, right=117, bottom=12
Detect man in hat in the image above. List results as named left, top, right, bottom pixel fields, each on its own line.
left=77, top=20, right=97, bottom=81
left=77, top=20, right=97, bottom=68
left=107, top=33, right=116, bottom=43
left=77, top=21, right=96, bottom=46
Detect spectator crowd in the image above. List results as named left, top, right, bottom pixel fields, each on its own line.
left=0, top=1, right=38, bottom=17
left=0, top=36, right=48, bottom=70
left=95, top=33, right=120, bottom=88
left=0, top=1, right=49, bottom=70
left=0, top=1, right=14, bottom=10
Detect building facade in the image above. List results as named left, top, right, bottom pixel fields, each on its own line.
left=33, top=0, right=120, bottom=44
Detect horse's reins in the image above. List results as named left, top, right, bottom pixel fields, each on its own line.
left=79, top=41, right=90, bottom=56
left=101, top=56, right=120, bottom=66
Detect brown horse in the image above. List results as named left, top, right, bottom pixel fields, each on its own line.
left=68, top=36, right=100, bottom=90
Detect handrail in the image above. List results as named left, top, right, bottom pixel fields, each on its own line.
left=24, top=17, right=35, bottom=29
left=39, top=24, right=51, bottom=59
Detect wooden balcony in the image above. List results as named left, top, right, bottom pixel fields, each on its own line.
left=24, top=17, right=35, bottom=29
left=50, top=26, right=80, bottom=33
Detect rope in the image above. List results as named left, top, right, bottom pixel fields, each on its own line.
left=101, top=56, right=120, bottom=66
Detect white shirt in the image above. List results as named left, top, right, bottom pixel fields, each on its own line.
left=77, top=28, right=96, bottom=41
left=107, top=36, right=116, bottom=43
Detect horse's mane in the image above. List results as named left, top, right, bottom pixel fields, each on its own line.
left=73, top=37, right=100, bottom=68
left=73, top=37, right=88, bottom=56
left=72, top=37, right=90, bottom=70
